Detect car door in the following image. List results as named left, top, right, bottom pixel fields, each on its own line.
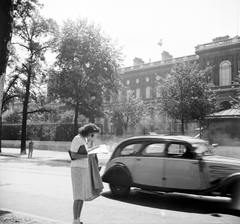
left=131, top=142, right=166, bottom=187
left=163, top=142, right=202, bottom=190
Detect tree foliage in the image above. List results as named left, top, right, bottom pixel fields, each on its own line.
left=156, top=61, right=219, bottom=135
left=230, top=74, right=240, bottom=109
left=49, top=17, right=123, bottom=135
left=106, top=90, right=150, bottom=136
left=2, top=110, right=22, bottom=124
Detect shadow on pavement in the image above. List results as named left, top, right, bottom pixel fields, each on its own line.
left=0, top=210, right=11, bottom=216
left=102, top=190, right=240, bottom=217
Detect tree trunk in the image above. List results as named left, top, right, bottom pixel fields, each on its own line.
left=0, top=75, right=5, bottom=153
left=0, top=0, right=13, bottom=152
left=20, top=69, right=32, bottom=155
left=74, top=101, right=79, bottom=136
left=0, top=112, right=2, bottom=153
left=181, top=119, right=185, bottom=135
left=199, top=120, right=202, bottom=139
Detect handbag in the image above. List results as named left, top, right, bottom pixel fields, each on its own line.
left=68, top=145, right=88, bottom=160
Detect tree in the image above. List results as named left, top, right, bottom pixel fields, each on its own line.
left=156, top=61, right=219, bottom=135
left=0, top=0, right=13, bottom=107
left=13, top=3, right=58, bottom=154
left=230, top=74, right=240, bottom=109
left=49, top=17, right=123, bottom=135
left=0, top=0, right=45, bottom=152
left=106, top=90, right=150, bottom=136
left=0, top=0, right=14, bottom=153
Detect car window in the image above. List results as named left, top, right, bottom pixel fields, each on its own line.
left=120, top=143, right=142, bottom=156
left=167, top=143, right=194, bottom=159
left=168, top=143, right=186, bottom=155
left=141, top=143, right=166, bottom=157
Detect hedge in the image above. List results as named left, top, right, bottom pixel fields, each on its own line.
left=1, top=123, right=104, bottom=141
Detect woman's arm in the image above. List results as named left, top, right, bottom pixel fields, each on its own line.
left=70, top=151, right=87, bottom=160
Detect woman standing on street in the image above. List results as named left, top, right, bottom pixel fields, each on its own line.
left=69, top=123, right=102, bottom=224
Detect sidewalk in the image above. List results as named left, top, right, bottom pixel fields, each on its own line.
left=0, top=147, right=112, bottom=166
left=0, top=147, right=112, bottom=224
left=0, top=209, right=69, bottom=224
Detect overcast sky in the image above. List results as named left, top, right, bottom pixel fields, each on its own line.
left=39, top=0, right=240, bottom=67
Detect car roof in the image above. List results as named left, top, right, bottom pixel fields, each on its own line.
left=122, top=135, right=207, bottom=145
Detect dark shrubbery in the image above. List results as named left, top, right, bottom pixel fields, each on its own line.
left=1, top=123, right=103, bottom=141
left=55, top=124, right=75, bottom=141
left=2, top=124, right=22, bottom=140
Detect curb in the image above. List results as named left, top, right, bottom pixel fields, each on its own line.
left=0, top=208, right=69, bottom=224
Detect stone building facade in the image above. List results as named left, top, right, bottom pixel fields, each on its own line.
left=101, top=35, right=240, bottom=136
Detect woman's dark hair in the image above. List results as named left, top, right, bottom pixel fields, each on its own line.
left=78, top=123, right=101, bottom=137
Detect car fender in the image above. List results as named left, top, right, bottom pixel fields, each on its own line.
left=211, top=172, right=240, bottom=195
left=102, top=163, right=132, bottom=186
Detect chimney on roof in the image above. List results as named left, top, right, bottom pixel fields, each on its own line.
left=161, top=51, right=173, bottom=61
left=133, top=57, right=144, bottom=66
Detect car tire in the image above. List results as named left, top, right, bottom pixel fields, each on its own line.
left=109, top=184, right=130, bottom=197
left=230, top=181, right=240, bottom=211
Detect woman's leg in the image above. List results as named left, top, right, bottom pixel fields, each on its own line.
left=73, top=199, right=84, bottom=220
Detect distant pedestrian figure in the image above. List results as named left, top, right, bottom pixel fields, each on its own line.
left=28, top=140, right=34, bottom=158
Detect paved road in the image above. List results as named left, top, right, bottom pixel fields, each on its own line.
left=0, top=149, right=240, bottom=224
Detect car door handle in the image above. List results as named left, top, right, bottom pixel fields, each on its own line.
left=192, top=162, right=198, bottom=164
left=136, top=158, right=141, bottom=161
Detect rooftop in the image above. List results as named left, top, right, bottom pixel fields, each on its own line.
left=120, top=54, right=199, bottom=73
left=208, top=108, right=240, bottom=118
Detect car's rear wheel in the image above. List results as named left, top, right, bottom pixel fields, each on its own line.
left=230, top=181, right=240, bottom=211
left=109, top=184, right=130, bottom=197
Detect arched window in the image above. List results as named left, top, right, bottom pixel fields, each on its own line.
left=219, top=60, right=231, bottom=86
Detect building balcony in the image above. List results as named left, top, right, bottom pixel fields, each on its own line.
left=195, top=36, right=240, bottom=52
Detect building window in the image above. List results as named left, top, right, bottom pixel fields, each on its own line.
left=219, top=60, right=231, bottom=86
left=146, top=87, right=151, bottom=98
left=136, top=88, right=140, bottom=99
left=156, top=85, right=161, bottom=97
left=127, top=90, right=132, bottom=100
